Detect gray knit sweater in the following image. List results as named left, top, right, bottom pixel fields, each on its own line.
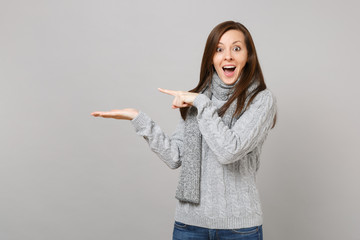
left=131, top=88, right=276, bottom=229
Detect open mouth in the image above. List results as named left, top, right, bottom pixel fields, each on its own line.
left=222, top=66, right=236, bottom=77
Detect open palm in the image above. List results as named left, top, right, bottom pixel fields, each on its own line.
left=91, top=108, right=139, bottom=120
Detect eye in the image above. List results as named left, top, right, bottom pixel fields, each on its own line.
left=216, top=47, right=223, bottom=52
left=233, top=46, right=241, bottom=51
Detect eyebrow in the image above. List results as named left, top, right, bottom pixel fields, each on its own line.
left=218, top=40, right=242, bottom=45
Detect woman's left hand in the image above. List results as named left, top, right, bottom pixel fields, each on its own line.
left=158, top=88, right=199, bottom=109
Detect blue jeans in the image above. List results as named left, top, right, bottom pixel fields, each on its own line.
left=172, top=221, right=263, bottom=240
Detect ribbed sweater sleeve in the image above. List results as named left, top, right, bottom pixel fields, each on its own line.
left=192, top=89, right=277, bottom=164
left=131, top=111, right=184, bottom=169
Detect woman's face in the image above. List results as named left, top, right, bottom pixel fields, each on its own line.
left=212, top=30, right=248, bottom=85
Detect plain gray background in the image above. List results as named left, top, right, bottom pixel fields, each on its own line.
left=1, top=0, right=359, bottom=239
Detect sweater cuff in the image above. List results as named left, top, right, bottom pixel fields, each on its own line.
left=193, top=94, right=211, bottom=111
left=130, top=111, right=151, bottom=134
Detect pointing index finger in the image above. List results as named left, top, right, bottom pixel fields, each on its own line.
left=158, top=88, right=177, bottom=96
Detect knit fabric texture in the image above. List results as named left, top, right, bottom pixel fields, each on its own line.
left=131, top=79, right=277, bottom=229
left=175, top=73, right=238, bottom=204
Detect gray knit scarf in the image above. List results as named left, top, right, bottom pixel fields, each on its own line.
left=175, top=72, right=239, bottom=204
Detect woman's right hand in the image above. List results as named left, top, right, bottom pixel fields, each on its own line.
left=91, top=108, right=139, bottom=120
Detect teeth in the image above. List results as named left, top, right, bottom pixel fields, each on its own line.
left=223, top=66, right=236, bottom=69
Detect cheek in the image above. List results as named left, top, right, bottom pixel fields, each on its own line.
left=236, top=60, right=247, bottom=73
left=212, top=55, right=221, bottom=67
left=238, top=55, right=248, bottom=68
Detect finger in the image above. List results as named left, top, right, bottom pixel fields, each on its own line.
left=102, top=114, right=115, bottom=118
left=101, top=112, right=120, bottom=118
left=158, top=88, right=178, bottom=96
left=171, top=103, right=189, bottom=109
left=92, top=110, right=118, bottom=117
left=91, top=111, right=102, bottom=117
left=92, top=111, right=113, bottom=118
left=172, top=98, right=178, bottom=108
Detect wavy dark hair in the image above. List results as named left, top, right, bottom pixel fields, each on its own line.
left=180, top=21, right=276, bottom=128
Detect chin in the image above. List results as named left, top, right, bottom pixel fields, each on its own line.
left=221, top=76, right=237, bottom=85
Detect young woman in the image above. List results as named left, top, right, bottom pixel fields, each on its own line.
left=92, top=21, right=277, bottom=240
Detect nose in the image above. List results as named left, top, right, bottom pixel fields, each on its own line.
left=224, top=48, right=233, bottom=60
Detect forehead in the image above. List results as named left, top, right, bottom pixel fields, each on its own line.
left=219, top=30, right=245, bottom=43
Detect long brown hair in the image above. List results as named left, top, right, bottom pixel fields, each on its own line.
left=180, top=21, right=276, bottom=128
